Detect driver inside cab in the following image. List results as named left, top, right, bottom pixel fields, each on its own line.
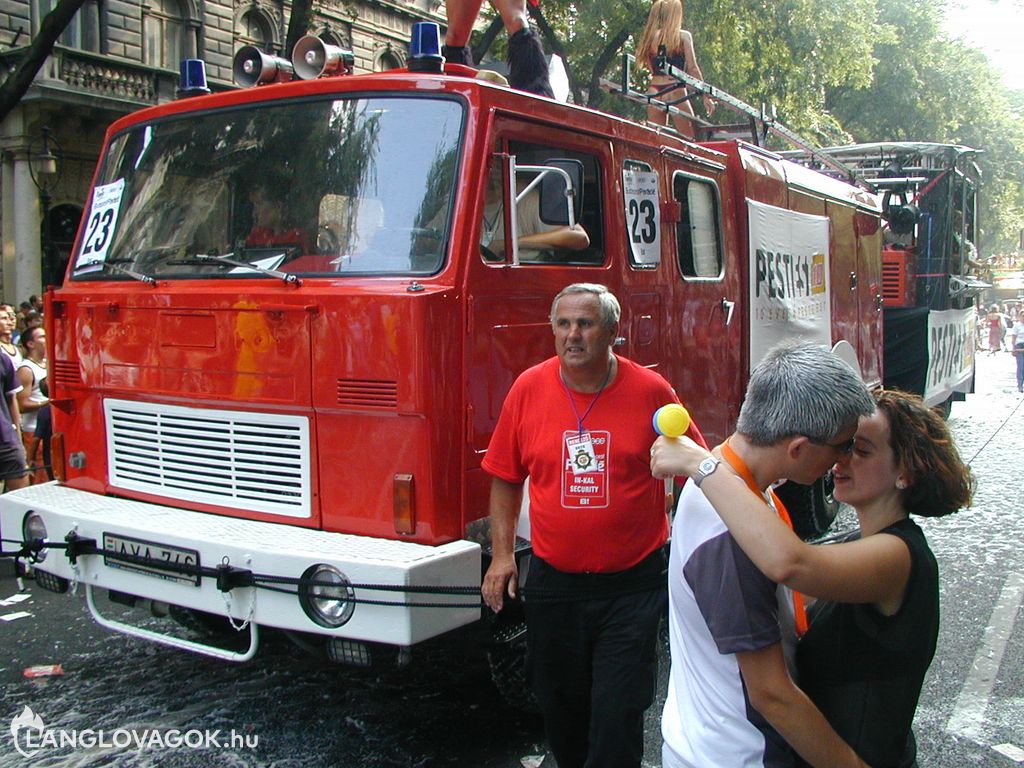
left=481, top=165, right=590, bottom=261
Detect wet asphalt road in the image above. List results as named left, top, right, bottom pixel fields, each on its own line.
left=1, top=350, right=1022, bottom=767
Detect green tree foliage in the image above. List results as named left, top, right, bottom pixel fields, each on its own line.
left=691, top=0, right=881, bottom=144
left=467, top=0, right=1023, bottom=252
left=826, top=0, right=1024, bottom=252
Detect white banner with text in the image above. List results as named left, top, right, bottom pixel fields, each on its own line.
left=748, top=200, right=832, bottom=368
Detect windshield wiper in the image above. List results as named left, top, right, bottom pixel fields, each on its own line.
left=80, top=259, right=157, bottom=286
left=194, top=252, right=302, bottom=286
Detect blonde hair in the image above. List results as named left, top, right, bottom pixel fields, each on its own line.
left=636, top=0, right=685, bottom=72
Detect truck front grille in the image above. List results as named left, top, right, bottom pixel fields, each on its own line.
left=104, top=399, right=311, bottom=518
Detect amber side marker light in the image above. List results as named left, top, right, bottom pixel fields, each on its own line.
left=51, top=432, right=66, bottom=481
left=393, top=473, right=415, bottom=535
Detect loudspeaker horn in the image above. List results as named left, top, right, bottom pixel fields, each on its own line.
left=233, top=46, right=294, bottom=87
left=292, top=35, right=355, bottom=80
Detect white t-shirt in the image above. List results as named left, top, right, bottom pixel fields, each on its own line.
left=662, top=481, right=798, bottom=768
left=17, top=358, right=46, bottom=433
left=1012, top=321, right=1024, bottom=347
left=481, top=189, right=557, bottom=258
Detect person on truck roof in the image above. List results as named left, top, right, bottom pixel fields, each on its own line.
left=442, top=0, right=553, bottom=97
left=482, top=283, right=705, bottom=768
left=636, top=0, right=714, bottom=139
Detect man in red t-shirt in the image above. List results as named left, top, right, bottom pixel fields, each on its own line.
left=482, top=282, right=702, bottom=768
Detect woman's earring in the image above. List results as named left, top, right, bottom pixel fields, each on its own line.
left=895, top=479, right=907, bottom=490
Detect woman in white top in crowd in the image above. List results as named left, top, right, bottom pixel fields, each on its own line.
left=1012, top=315, right=1024, bottom=392
left=16, top=326, right=48, bottom=483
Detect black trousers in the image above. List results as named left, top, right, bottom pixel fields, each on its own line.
left=523, top=549, right=666, bottom=768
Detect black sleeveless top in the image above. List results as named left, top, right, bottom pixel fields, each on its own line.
left=648, top=50, right=686, bottom=74
left=795, top=518, right=937, bottom=768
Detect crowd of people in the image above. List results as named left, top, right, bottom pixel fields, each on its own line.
left=483, top=281, right=975, bottom=768
left=979, top=302, right=1024, bottom=392
left=0, top=294, right=51, bottom=492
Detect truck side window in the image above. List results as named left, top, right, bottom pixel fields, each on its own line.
left=483, top=141, right=604, bottom=266
left=674, top=174, right=722, bottom=278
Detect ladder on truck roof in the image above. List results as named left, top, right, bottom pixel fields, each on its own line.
left=603, top=52, right=865, bottom=189
left=778, top=142, right=983, bottom=193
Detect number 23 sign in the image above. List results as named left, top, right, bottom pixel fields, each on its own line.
left=622, top=169, right=660, bottom=265
left=75, top=179, right=125, bottom=271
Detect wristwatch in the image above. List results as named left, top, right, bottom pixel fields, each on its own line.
left=693, top=457, right=721, bottom=488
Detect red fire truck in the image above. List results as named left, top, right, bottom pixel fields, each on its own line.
left=2, top=31, right=887, bottom=684
left=782, top=142, right=982, bottom=414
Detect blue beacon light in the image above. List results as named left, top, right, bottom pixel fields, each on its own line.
left=408, top=22, right=444, bottom=73
left=178, top=59, right=211, bottom=98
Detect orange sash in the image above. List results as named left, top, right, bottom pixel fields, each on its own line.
left=720, top=441, right=809, bottom=637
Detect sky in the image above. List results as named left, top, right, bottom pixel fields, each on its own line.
left=943, top=0, right=1024, bottom=91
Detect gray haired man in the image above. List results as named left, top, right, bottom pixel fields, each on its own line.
left=657, top=341, right=874, bottom=768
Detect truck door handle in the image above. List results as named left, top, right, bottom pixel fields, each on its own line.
left=721, top=299, right=735, bottom=326
left=850, top=271, right=859, bottom=290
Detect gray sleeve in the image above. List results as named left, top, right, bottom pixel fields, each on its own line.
left=683, top=531, right=782, bottom=654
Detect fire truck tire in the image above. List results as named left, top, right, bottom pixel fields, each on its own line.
left=774, top=475, right=839, bottom=541
left=486, top=622, right=539, bottom=712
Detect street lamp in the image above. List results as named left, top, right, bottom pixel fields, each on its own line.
left=28, top=126, right=63, bottom=289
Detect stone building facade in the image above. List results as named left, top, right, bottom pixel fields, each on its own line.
left=0, top=0, right=445, bottom=302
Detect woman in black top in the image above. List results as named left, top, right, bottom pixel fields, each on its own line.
left=635, top=0, right=714, bottom=138
left=650, top=390, right=974, bottom=767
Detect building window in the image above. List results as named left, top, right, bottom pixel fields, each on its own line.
left=376, top=48, right=403, bottom=71
left=32, top=0, right=103, bottom=52
left=144, top=0, right=194, bottom=69
left=238, top=9, right=274, bottom=52
left=318, top=26, right=352, bottom=50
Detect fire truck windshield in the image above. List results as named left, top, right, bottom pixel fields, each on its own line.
left=71, top=95, right=464, bottom=281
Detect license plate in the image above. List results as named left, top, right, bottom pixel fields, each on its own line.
left=103, top=533, right=201, bottom=586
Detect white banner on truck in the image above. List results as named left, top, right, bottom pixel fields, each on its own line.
left=747, top=200, right=832, bottom=369
left=924, top=308, right=976, bottom=406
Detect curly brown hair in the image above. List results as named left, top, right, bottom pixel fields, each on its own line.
left=875, top=390, right=975, bottom=518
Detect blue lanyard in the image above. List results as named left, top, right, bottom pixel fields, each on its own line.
left=559, top=358, right=613, bottom=436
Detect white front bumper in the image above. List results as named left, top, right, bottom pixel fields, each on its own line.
left=1, top=484, right=481, bottom=647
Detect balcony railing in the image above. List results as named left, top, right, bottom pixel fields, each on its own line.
left=0, top=45, right=228, bottom=110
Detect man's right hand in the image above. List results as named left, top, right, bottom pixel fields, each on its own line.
left=482, top=555, right=518, bottom=613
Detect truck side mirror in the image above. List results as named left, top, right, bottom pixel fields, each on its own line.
left=539, top=158, right=584, bottom=227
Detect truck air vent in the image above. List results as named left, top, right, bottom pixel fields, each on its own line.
left=52, top=360, right=83, bottom=388
left=336, top=379, right=399, bottom=410
left=104, top=398, right=311, bottom=518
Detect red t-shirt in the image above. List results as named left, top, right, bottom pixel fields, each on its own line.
left=483, top=355, right=697, bottom=573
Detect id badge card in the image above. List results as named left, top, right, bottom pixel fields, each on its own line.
left=566, top=432, right=598, bottom=476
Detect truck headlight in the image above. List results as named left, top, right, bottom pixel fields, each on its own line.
left=22, top=512, right=48, bottom=563
left=299, top=564, right=355, bottom=628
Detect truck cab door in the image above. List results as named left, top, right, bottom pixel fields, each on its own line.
left=662, top=164, right=742, bottom=445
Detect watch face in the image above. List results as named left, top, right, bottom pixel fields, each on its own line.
left=699, top=457, right=718, bottom=474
